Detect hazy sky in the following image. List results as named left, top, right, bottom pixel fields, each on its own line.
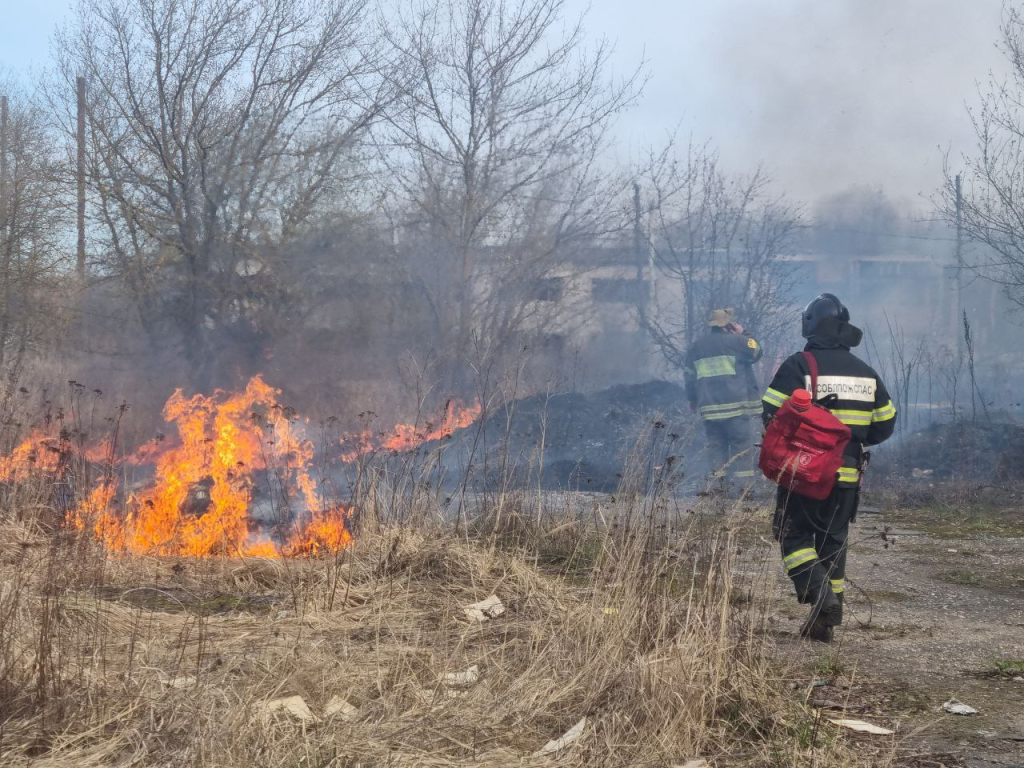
left=0, top=0, right=1010, bottom=209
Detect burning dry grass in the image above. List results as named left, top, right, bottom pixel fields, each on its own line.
left=0, top=377, right=910, bottom=765
left=0, top=501, right=900, bottom=768
left=0, top=376, right=487, bottom=561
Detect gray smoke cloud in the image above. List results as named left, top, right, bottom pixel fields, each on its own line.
left=1, top=0, right=1011, bottom=208
left=570, top=0, right=1009, bottom=208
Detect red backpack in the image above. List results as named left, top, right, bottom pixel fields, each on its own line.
left=758, top=352, right=851, bottom=500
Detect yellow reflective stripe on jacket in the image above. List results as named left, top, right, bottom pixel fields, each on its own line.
left=831, top=409, right=873, bottom=426
left=694, top=355, right=737, bottom=379
left=873, top=400, right=897, bottom=422
left=830, top=579, right=845, bottom=594
left=762, top=388, right=790, bottom=408
left=783, top=548, right=817, bottom=570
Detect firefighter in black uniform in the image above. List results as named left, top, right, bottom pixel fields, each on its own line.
left=762, top=294, right=897, bottom=643
left=685, top=308, right=763, bottom=492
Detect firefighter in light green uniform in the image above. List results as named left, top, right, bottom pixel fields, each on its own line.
left=684, top=309, right=763, bottom=492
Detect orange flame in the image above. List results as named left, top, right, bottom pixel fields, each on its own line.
left=382, top=400, right=482, bottom=452
left=284, top=506, right=354, bottom=556
left=0, top=431, right=66, bottom=481
left=65, top=376, right=350, bottom=558
left=341, top=400, right=481, bottom=459
left=0, top=378, right=482, bottom=559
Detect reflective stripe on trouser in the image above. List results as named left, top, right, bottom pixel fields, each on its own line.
left=783, top=547, right=818, bottom=571
left=711, top=468, right=756, bottom=479
left=699, top=400, right=761, bottom=420
left=776, top=485, right=857, bottom=614
left=837, top=465, right=860, bottom=488
left=830, top=579, right=845, bottom=594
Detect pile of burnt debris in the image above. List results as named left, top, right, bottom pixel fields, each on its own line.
left=424, top=390, right=1024, bottom=492
left=422, top=381, right=704, bottom=491
left=880, top=419, right=1024, bottom=484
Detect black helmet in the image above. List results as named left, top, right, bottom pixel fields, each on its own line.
left=802, top=294, right=849, bottom=338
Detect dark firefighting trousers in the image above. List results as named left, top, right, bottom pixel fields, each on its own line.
left=774, top=484, right=858, bottom=620
left=703, top=415, right=756, bottom=481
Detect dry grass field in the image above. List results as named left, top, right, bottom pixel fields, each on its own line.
left=0, top=385, right=1017, bottom=767
left=0, top=481, right=914, bottom=768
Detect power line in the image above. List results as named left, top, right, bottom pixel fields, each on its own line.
left=805, top=223, right=959, bottom=243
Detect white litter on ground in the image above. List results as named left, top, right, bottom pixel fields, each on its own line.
left=534, top=717, right=587, bottom=756
left=325, top=695, right=359, bottom=721
left=943, top=699, right=978, bottom=715
left=829, top=718, right=895, bottom=735
left=158, top=673, right=197, bottom=689
left=442, top=664, right=480, bottom=689
left=262, top=695, right=317, bottom=723
left=464, top=595, right=505, bottom=622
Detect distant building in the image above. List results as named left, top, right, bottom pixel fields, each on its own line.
left=783, top=249, right=1010, bottom=352
left=283, top=230, right=1023, bottom=419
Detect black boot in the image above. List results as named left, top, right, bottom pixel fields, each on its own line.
left=801, top=586, right=841, bottom=644
left=804, top=620, right=833, bottom=644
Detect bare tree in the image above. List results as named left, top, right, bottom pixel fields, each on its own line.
left=961, top=312, right=991, bottom=424
left=927, top=343, right=965, bottom=423
left=377, top=0, right=642, bottom=379
left=864, top=315, right=925, bottom=435
left=940, top=6, right=1024, bottom=311
left=638, top=138, right=803, bottom=372
left=50, top=0, right=390, bottom=386
left=0, top=82, right=69, bottom=384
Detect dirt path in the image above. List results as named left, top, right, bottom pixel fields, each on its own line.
left=768, top=505, right=1024, bottom=767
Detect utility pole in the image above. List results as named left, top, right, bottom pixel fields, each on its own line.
left=0, top=95, right=8, bottom=228
left=632, top=181, right=642, bottom=269
left=76, top=76, right=86, bottom=283
left=954, top=173, right=964, bottom=356
left=0, top=96, right=9, bottom=371
left=633, top=181, right=656, bottom=316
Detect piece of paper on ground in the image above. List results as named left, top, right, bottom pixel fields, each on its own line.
left=829, top=718, right=895, bottom=735
left=534, top=717, right=587, bottom=756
